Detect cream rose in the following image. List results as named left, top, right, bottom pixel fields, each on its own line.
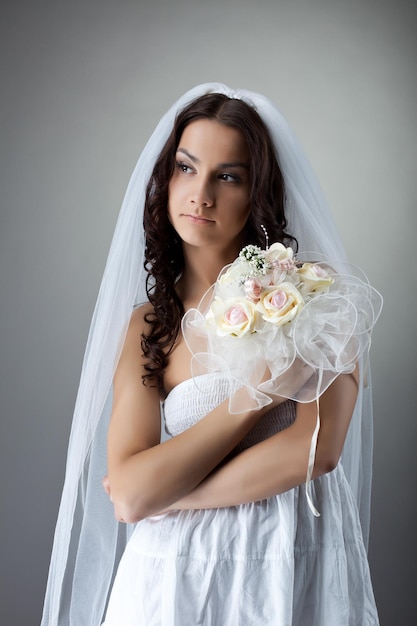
left=264, top=243, right=296, bottom=284
left=206, top=297, right=257, bottom=337
left=265, top=243, right=295, bottom=268
left=297, top=263, right=334, bottom=296
left=256, top=282, right=304, bottom=326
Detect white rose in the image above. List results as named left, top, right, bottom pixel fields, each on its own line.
left=256, top=282, right=304, bottom=326
left=297, top=263, right=334, bottom=296
left=264, top=243, right=296, bottom=284
left=265, top=243, right=295, bottom=266
left=206, top=297, right=257, bottom=337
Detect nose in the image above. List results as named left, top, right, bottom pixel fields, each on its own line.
left=190, top=175, right=214, bottom=209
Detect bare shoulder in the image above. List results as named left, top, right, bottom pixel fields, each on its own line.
left=128, top=302, right=153, bottom=334
left=113, top=303, right=155, bottom=390
left=117, top=304, right=152, bottom=362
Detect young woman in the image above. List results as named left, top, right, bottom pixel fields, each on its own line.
left=42, top=84, right=380, bottom=625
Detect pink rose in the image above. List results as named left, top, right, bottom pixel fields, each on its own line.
left=244, top=277, right=264, bottom=303
left=270, top=290, right=288, bottom=309
left=278, top=258, right=296, bottom=271
left=206, top=296, right=257, bottom=337
left=225, top=305, right=249, bottom=326
left=256, top=282, right=304, bottom=326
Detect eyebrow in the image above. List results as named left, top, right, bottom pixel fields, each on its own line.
left=177, top=148, right=249, bottom=169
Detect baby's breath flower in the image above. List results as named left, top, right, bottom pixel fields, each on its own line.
left=239, top=245, right=268, bottom=277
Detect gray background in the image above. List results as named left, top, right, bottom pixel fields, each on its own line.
left=1, top=0, right=416, bottom=623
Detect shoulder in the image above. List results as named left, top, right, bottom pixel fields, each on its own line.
left=129, top=302, right=154, bottom=330
left=115, top=304, right=154, bottom=380
left=121, top=303, right=154, bottom=347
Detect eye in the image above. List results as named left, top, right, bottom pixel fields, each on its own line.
left=176, top=160, right=193, bottom=174
left=219, top=172, right=241, bottom=183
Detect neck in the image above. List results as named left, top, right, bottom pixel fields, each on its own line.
left=178, top=243, right=241, bottom=310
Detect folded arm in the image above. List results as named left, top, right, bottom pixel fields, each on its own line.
left=108, top=308, right=358, bottom=522
left=107, top=307, right=283, bottom=524
left=165, top=368, right=359, bottom=511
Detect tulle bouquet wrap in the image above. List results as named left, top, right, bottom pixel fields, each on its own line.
left=182, top=243, right=382, bottom=414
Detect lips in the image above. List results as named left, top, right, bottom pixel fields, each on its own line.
left=183, top=213, right=215, bottom=224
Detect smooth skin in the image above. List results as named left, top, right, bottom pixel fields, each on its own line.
left=106, top=120, right=359, bottom=524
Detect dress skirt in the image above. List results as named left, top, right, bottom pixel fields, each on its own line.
left=103, top=376, right=379, bottom=625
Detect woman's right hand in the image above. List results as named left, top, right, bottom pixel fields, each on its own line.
left=249, top=358, right=314, bottom=417
left=257, top=358, right=315, bottom=403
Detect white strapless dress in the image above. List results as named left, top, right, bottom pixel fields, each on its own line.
left=103, top=375, right=379, bottom=625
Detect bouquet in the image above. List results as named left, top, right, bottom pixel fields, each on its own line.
left=182, top=242, right=382, bottom=516
left=182, top=242, right=382, bottom=414
left=206, top=243, right=334, bottom=337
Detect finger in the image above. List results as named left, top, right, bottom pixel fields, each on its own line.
left=102, top=476, right=111, bottom=496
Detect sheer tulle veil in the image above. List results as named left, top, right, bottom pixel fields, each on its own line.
left=41, top=83, right=376, bottom=625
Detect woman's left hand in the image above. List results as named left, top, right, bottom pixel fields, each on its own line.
left=102, top=475, right=128, bottom=523
left=102, top=475, right=111, bottom=497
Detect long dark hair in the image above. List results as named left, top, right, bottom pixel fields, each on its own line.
left=142, top=93, right=296, bottom=389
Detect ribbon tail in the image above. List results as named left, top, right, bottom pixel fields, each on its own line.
left=305, top=370, right=322, bottom=517
left=362, top=339, right=372, bottom=389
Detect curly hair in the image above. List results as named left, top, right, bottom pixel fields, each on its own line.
left=142, top=93, right=297, bottom=389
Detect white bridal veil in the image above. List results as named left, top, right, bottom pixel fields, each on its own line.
left=41, top=83, right=378, bottom=625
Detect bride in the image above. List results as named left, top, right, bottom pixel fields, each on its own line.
left=42, top=84, right=380, bottom=625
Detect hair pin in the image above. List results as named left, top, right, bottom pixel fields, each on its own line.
left=260, top=224, right=269, bottom=250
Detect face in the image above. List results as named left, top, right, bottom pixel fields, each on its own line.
left=168, top=119, right=251, bottom=254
